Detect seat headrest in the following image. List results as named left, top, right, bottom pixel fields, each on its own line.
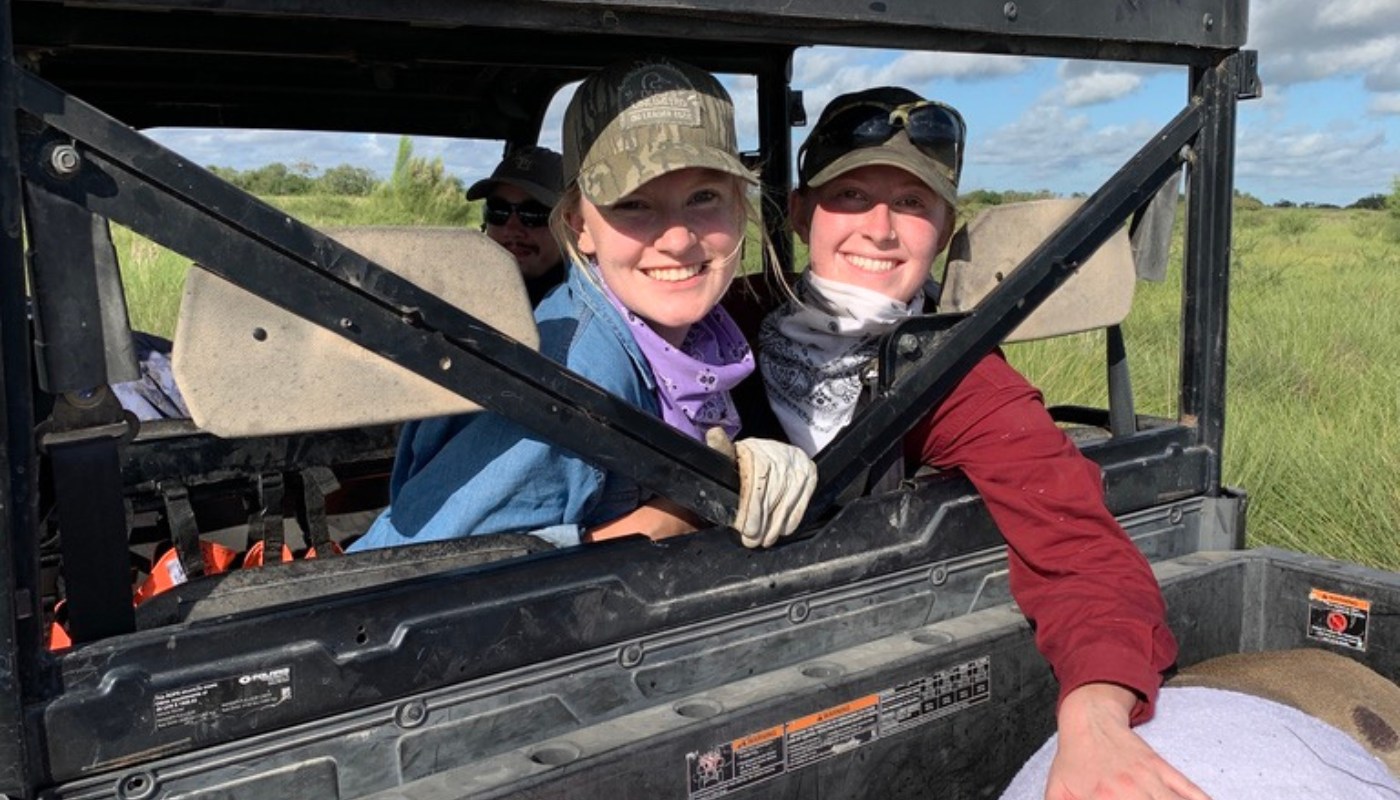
left=174, top=226, right=538, bottom=438
left=939, top=198, right=1136, bottom=342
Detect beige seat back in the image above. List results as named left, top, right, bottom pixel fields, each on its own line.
left=174, top=226, right=538, bottom=438
left=938, top=198, right=1136, bottom=342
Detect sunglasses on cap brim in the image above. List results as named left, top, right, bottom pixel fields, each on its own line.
left=484, top=196, right=552, bottom=228
left=800, top=99, right=966, bottom=183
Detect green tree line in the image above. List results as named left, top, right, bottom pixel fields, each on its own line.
left=208, top=138, right=476, bottom=226
left=208, top=161, right=380, bottom=196
left=207, top=137, right=467, bottom=200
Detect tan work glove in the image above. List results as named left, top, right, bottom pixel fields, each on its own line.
left=705, top=427, right=817, bottom=548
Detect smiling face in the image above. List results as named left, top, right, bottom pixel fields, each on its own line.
left=792, top=164, right=955, bottom=303
left=568, top=168, right=745, bottom=346
left=483, top=183, right=564, bottom=280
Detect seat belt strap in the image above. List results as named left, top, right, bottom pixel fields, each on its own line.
left=161, top=483, right=202, bottom=579
left=47, top=419, right=135, bottom=642
left=247, top=472, right=285, bottom=562
left=297, top=466, right=340, bottom=555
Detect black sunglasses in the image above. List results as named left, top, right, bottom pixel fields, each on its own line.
left=800, top=99, right=966, bottom=183
left=484, top=196, right=552, bottom=228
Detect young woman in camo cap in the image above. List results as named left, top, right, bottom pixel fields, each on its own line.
left=759, top=87, right=1206, bottom=800
left=351, top=57, right=815, bottom=553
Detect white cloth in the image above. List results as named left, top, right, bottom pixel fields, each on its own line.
left=999, top=686, right=1400, bottom=800
left=757, top=272, right=925, bottom=456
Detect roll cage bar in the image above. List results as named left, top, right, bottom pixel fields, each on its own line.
left=1, top=0, right=1255, bottom=796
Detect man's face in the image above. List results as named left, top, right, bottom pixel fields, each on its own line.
left=791, top=164, right=954, bottom=303
left=483, top=183, right=563, bottom=280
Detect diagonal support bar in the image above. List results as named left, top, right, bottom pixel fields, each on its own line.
left=810, top=102, right=1205, bottom=516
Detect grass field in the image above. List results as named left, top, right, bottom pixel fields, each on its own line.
left=1005, top=206, right=1400, bottom=571
left=113, top=197, right=1400, bottom=571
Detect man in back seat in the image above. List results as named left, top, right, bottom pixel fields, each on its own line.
left=467, top=145, right=566, bottom=306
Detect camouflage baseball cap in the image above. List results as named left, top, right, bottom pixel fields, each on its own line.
left=799, top=87, right=964, bottom=208
left=563, top=57, right=756, bottom=206
left=466, top=145, right=564, bottom=207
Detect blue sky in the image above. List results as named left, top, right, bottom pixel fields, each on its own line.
left=150, top=0, right=1399, bottom=207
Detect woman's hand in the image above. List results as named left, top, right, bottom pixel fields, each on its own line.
left=706, top=428, right=817, bottom=547
left=1045, top=683, right=1212, bottom=800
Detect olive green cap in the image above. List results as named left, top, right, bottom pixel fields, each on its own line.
left=563, top=57, right=755, bottom=205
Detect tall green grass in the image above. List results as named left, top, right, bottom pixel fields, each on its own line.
left=115, top=200, right=1400, bottom=571
left=112, top=226, right=191, bottom=337
left=1006, top=208, right=1400, bottom=571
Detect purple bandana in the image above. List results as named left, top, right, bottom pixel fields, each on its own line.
left=599, top=278, right=754, bottom=441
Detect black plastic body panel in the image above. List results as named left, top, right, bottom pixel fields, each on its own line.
left=35, top=434, right=1210, bottom=783
left=37, top=548, right=1399, bottom=800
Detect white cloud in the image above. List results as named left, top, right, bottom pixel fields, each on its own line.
left=1249, top=0, right=1400, bottom=91
left=792, top=47, right=1033, bottom=122
left=1051, top=61, right=1162, bottom=106
left=148, top=129, right=396, bottom=174
left=972, top=104, right=1158, bottom=189
left=794, top=48, right=1029, bottom=91
left=794, top=49, right=852, bottom=87
left=1371, top=92, right=1400, bottom=114
left=1061, top=73, right=1144, bottom=106
left=873, top=51, right=1031, bottom=84
left=1365, top=64, right=1400, bottom=93
left=1234, top=121, right=1397, bottom=201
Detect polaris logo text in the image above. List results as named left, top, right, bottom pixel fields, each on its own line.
left=238, top=668, right=291, bottom=686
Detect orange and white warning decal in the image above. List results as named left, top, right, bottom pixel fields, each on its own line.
left=1306, top=588, right=1371, bottom=651
left=685, top=656, right=991, bottom=798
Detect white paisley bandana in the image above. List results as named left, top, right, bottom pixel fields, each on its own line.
left=758, top=272, right=926, bottom=456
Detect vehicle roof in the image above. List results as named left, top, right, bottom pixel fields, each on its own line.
left=12, top=0, right=1247, bottom=140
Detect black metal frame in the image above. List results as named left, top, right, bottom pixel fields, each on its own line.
left=0, top=0, right=1253, bottom=796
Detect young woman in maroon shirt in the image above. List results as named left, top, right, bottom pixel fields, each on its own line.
left=757, top=86, right=1202, bottom=800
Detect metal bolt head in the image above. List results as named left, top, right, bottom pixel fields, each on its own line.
left=896, top=334, right=921, bottom=357
left=116, top=771, right=158, bottom=800
left=619, top=642, right=644, bottom=668
left=1003, top=1, right=1018, bottom=21
left=48, top=144, right=81, bottom=176
left=1202, top=13, right=1214, bottom=30
left=787, top=601, right=810, bottom=624
left=67, top=386, right=105, bottom=409
left=395, top=699, right=428, bottom=728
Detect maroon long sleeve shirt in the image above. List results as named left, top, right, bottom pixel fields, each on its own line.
left=905, top=350, right=1178, bottom=723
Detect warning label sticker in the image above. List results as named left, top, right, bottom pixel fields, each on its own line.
left=785, top=694, right=880, bottom=770
left=686, top=657, right=990, bottom=798
left=153, top=667, right=293, bottom=731
left=1306, top=589, right=1371, bottom=651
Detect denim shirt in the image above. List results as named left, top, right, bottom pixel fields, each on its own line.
left=349, top=265, right=660, bottom=551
